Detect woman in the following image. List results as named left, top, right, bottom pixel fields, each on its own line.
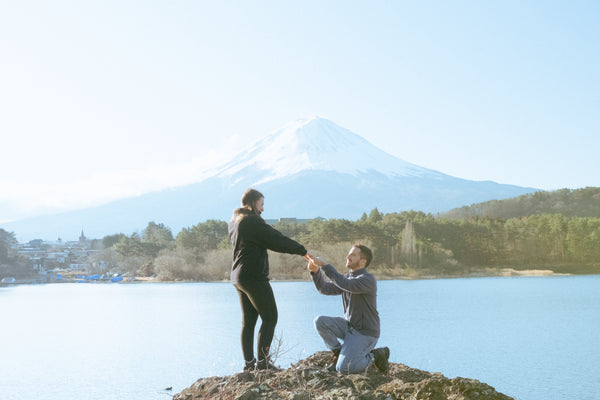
left=228, top=188, right=308, bottom=371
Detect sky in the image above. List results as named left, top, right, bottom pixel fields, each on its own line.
left=1, top=1, right=599, bottom=223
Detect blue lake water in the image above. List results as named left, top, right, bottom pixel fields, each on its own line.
left=1, top=276, right=599, bottom=400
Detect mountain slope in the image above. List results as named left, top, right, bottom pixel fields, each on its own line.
left=1, top=117, right=538, bottom=241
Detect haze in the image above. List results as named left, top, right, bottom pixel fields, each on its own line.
left=1, top=1, right=598, bottom=222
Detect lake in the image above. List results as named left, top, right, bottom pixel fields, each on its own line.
left=0, top=276, right=598, bottom=400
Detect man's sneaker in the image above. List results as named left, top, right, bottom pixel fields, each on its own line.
left=371, top=347, right=390, bottom=373
left=243, top=358, right=256, bottom=372
left=325, top=348, right=341, bottom=372
left=256, top=358, right=281, bottom=372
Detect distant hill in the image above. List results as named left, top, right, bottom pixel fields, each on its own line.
left=442, top=187, right=600, bottom=219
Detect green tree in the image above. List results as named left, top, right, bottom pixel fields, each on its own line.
left=359, top=212, right=368, bottom=222
left=102, top=233, right=127, bottom=249
left=368, top=208, right=383, bottom=223
left=113, top=233, right=145, bottom=258
left=143, top=222, right=174, bottom=246
left=177, top=220, right=228, bottom=250
left=176, top=220, right=228, bottom=260
left=299, top=218, right=360, bottom=247
left=273, top=219, right=309, bottom=239
left=0, top=228, right=17, bottom=263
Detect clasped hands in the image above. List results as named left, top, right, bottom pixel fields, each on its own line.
left=304, top=252, right=325, bottom=273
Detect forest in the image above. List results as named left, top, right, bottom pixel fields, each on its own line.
left=2, top=187, right=599, bottom=281
left=90, top=187, right=600, bottom=280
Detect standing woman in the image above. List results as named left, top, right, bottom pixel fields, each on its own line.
left=229, top=188, right=308, bottom=371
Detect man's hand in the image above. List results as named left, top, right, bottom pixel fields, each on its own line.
left=307, top=259, right=320, bottom=273
left=305, top=252, right=326, bottom=273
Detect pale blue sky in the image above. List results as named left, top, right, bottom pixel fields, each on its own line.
left=1, top=1, right=598, bottom=222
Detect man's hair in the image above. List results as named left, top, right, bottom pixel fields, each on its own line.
left=241, top=188, right=264, bottom=214
left=353, top=243, right=373, bottom=267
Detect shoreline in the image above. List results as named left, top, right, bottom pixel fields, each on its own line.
left=1, top=269, right=587, bottom=288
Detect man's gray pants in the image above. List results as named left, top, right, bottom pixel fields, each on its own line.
left=314, top=315, right=377, bottom=374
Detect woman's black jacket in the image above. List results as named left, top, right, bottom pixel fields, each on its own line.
left=229, top=207, right=307, bottom=283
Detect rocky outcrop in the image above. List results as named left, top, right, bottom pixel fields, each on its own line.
left=174, top=351, right=513, bottom=400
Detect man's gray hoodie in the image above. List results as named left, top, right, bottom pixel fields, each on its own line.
left=311, top=264, right=380, bottom=338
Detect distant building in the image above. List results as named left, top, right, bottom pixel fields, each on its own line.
left=29, top=239, right=44, bottom=248
left=16, top=230, right=97, bottom=274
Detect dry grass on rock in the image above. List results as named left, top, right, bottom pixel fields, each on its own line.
left=174, top=351, right=513, bottom=400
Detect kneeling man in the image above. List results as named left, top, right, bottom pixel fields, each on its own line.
left=307, top=244, right=389, bottom=374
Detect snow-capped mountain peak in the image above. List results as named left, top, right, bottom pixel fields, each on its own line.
left=216, top=116, right=438, bottom=184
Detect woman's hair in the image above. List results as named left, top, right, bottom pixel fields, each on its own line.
left=241, top=188, right=264, bottom=214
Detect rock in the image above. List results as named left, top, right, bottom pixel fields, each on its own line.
left=235, top=389, right=258, bottom=400
left=173, top=351, right=514, bottom=400
left=291, top=392, right=310, bottom=400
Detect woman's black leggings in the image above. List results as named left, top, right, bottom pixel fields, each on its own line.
left=234, top=280, right=278, bottom=362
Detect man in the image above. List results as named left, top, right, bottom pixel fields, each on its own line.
left=306, top=244, right=390, bottom=374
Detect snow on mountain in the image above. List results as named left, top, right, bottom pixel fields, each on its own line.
left=214, top=116, right=441, bottom=185
left=1, top=117, right=539, bottom=241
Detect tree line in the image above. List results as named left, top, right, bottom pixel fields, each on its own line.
left=89, top=208, right=600, bottom=280
left=443, top=187, right=600, bottom=220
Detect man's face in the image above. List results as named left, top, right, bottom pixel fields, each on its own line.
left=254, top=197, right=265, bottom=215
left=345, top=246, right=364, bottom=271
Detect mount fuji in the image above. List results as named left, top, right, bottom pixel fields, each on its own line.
left=2, top=117, right=537, bottom=241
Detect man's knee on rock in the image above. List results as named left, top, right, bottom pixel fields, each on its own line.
left=337, top=357, right=357, bottom=375
left=337, top=352, right=373, bottom=375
